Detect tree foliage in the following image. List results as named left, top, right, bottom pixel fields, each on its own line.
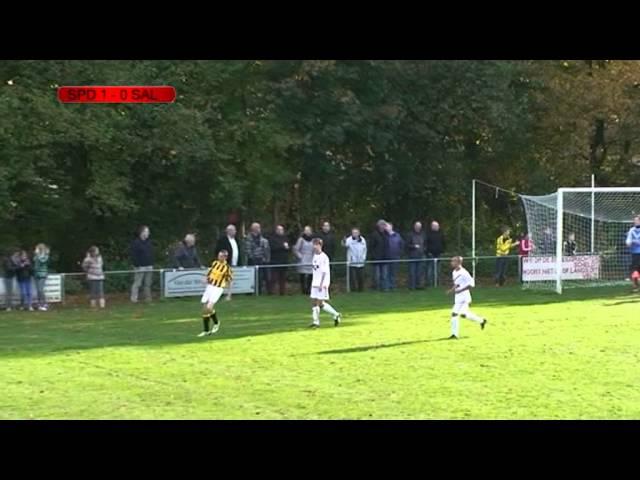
left=2, top=60, right=639, bottom=269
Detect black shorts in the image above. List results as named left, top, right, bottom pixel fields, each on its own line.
left=632, top=254, right=640, bottom=272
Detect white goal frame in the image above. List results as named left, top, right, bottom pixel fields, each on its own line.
left=471, top=180, right=640, bottom=294
left=554, top=187, right=640, bottom=294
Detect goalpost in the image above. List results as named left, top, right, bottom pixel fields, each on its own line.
left=523, top=187, right=640, bottom=293
left=472, top=179, right=640, bottom=294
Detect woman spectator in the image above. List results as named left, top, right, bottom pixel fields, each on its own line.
left=82, top=246, right=106, bottom=309
left=293, top=226, right=314, bottom=294
left=33, top=243, right=50, bottom=311
left=16, top=250, right=34, bottom=311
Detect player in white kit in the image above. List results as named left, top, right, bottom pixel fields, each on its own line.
left=309, top=238, right=342, bottom=328
left=446, top=256, right=487, bottom=339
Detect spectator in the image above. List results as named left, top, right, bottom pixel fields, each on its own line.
left=215, top=224, right=241, bottom=267
left=518, top=233, right=534, bottom=283
left=130, top=225, right=154, bottom=303
left=173, top=234, right=204, bottom=270
left=33, top=243, right=50, bottom=311
left=16, top=250, right=33, bottom=311
left=269, top=224, right=290, bottom=295
left=343, top=228, right=367, bottom=292
left=369, top=219, right=389, bottom=291
left=406, top=221, right=426, bottom=290
left=564, top=232, right=577, bottom=256
left=293, top=225, right=314, bottom=294
left=495, top=226, right=519, bottom=287
left=82, top=246, right=105, bottom=309
left=2, top=249, right=20, bottom=311
left=244, top=222, right=270, bottom=294
left=386, top=223, right=404, bottom=290
left=316, top=221, right=337, bottom=260
left=541, top=227, right=555, bottom=255
left=426, top=220, right=446, bottom=287
left=518, top=232, right=534, bottom=257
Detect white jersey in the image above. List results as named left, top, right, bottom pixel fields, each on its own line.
left=452, top=267, right=474, bottom=304
left=312, top=251, right=331, bottom=288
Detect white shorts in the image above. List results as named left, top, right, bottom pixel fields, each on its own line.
left=310, top=286, right=330, bottom=301
left=201, top=285, right=224, bottom=305
left=452, top=300, right=471, bottom=315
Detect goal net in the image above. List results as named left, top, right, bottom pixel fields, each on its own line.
left=520, top=188, right=640, bottom=293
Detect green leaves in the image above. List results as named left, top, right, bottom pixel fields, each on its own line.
left=3, top=60, right=640, bottom=269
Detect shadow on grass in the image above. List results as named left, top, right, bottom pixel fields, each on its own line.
left=602, top=298, right=640, bottom=307
left=316, top=336, right=456, bottom=355
left=0, top=286, right=634, bottom=359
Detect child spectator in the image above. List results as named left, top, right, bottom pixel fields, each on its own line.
left=16, top=250, right=34, bottom=311
left=518, top=233, right=534, bottom=283
left=82, top=246, right=105, bottom=309
left=518, top=232, right=534, bottom=257
left=33, top=243, right=50, bottom=311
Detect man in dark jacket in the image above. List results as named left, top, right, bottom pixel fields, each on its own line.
left=215, top=224, right=241, bottom=267
left=244, top=222, right=271, bottom=294
left=386, top=223, right=404, bottom=290
left=3, top=249, right=21, bottom=311
left=130, top=225, right=154, bottom=303
left=173, top=234, right=204, bottom=269
left=369, top=219, right=389, bottom=291
left=426, top=220, right=446, bottom=286
left=268, top=224, right=290, bottom=295
left=316, top=221, right=337, bottom=260
left=406, top=221, right=426, bottom=290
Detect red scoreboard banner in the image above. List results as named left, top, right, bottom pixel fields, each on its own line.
left=58, top=86, right=176, bottom=104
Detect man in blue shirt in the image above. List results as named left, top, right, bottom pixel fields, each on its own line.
left=625, top=215, right=640, bottom=292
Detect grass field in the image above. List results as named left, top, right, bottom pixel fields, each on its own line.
left=2, top=286, right=639, bottom=419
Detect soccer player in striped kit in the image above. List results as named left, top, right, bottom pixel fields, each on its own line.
left=447, top=256, right=487, bottom=339
left=198, top=250, right=233, bottom=337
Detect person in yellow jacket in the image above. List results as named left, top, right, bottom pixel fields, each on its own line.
left=495, top=227, right=519, bottom=287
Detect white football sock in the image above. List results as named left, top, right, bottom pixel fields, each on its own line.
left=312, top=306, right=320, bottom=324
left=464, top=311, right=483, bottom=323
left=321, top=303, right=339, bottom=317
left=450, top=315, right=459, bottom=337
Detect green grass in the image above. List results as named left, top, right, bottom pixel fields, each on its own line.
left=2, top=286, right=639, bottom=419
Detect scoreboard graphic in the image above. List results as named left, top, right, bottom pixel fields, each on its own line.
left=58, top=86, right=176, bottom=103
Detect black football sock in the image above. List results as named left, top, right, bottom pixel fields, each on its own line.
left=202, top=315, right=210, bottom=332
left=211, top=311, right=219, bottom=325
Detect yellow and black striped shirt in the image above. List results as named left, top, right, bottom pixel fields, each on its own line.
left=207, top=260, right=233, bottom=288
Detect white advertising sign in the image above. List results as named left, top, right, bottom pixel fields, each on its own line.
left=0, top=275, right=64, bottom=305
left=163, top=267, right=255, bottom=297
left=522, top=255, right=600, bottom=282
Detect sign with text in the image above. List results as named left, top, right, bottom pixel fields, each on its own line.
left=162, top=267, right=255, bottom=297
left=0, top=275, right=63, bottom=305
left=522, top=255, right=601, bottom=282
